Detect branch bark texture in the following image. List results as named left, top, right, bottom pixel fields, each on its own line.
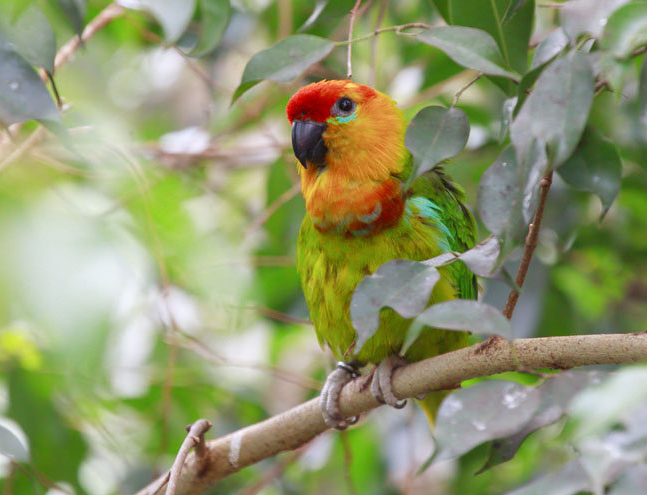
left=134, top=332, right=647, bottom=495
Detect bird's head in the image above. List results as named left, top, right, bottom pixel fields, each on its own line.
left=286, top=80, right=408, bottom=183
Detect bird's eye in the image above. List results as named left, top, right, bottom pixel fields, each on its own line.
left=333, top=96, right=356, bottom=116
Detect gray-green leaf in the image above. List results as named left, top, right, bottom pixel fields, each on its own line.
left=233, top=35, right=335, bottom=102
left=560, top=0, right=630, bottom=41
left=478, top=146, right=525, bottom=243
left=0, top=421, right=30, bottom=462
left=558, top=126, right=622, bottom=219
left=350, top=260, right=440, bottom=351
left=505, top=460, right=591, bottom=495
left=510, top=52, right=594, bottom=169
left=531, top=27, right=569, bottom=70
left=417, top=27, right=520, bottom=81
left=413, top=300, right=513, bottom=339
left=434, top=381, right=540, bottom=461
left=0, top=48, right=59, bottom=126
left=404, top=106, right=469, bottom=188
left=0, top=3, right=56, bottom=73
left=423, top=236, right=501, bottom=278
left=480, top=371, right=607, bottom=473
left=56, top=0, right=86, bottom=38
left=124, top=0, right=197, bottom=43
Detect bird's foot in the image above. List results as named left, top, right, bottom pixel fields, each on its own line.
left=371, top=355, right=408, bottom=409
left=320, top=362, right=361, bottom=430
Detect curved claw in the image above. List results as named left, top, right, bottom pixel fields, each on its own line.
left=370, top=355, right=408, bottom=409
left=320, top=362, right=360, bottom=430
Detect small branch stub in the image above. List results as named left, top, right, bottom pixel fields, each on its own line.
left=149, top=419, right=213, bottom=495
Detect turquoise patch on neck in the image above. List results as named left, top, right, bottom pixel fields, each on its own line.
left=328, top=112, right=357, bottom=124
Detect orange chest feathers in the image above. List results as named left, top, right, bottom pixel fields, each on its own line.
left=301, top=175, right=404, bottom=237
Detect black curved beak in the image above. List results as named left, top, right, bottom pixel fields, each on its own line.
left=291, top=120, right=328, bottom=169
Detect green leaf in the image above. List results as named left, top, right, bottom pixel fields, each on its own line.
left=413, top=300, right=513, bottom=339
left=0, top=48, right=59, bottom=126
left=640, top=56, right=647, bottom=126
left=232, top=35, right=335, bottom=102
left=0, top=2, right=56, bottom=73
left=434, top=381, right=540, bottom=461
left=429, top=0, right=534, bottom=75
left=297, top=0, right=329, bottom=32
left=2, top=0, right=32, bottom=21
left=190, top=0, right=230, bottom=56
left=0, top=420, right=30, bottom=462
left=350, top=260, right=441, bottom=351
left=560, top=0, right=630, bottom=41
left=417, top=27, right=520, bottom=81
left=55, top=0, right=86, bottom=38
left=599, top=1, right=647, bottom=59
left=510, top=52, right=594, bottom=169
left=558, top=126, right=622, bottom=219
left=404, top=106, right=469, bottom=188
left=130, top=0, right=197, bottom=43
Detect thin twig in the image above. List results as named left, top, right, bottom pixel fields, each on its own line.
left=50, top=3, right=125, bottom=77
left=170, top=330, right=322, bottom=390
left=340, top=431, right=357, bottom=495
left=369, top=0, right=389, bottom=87
left=134, top=332, right=647, bottom=495
left=238, top=449, right=304, bottom=495
left=503, top=171, right=553, bottom=319
left=277, top=0, right=293, bottom=39
left=250, top=304, right=313, bottom=326
left=123, top=15, right=216, bottom=92
left=335, top=22, right=433, bottom=47
left=244, top=183, right=301, bottom=238
left=347, top=0, right=363, bottom=79
left=0, top=126, right=46, bottom=173
left=451, top=72, right=483, bottom=107
left=150, top=420, right=213, bottom=495
left=7, top=461, right=73, bottom=495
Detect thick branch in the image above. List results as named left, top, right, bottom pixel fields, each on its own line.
left=133, top=332, right=647, bottom=495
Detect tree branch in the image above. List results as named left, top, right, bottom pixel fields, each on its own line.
left=49, top=3, right=125, bottom=79
left=503, top=171, right=553, bottom=319
left=149, top=420, right=213, bottom=495
left=133, top=332, right=647, bottom=495
left=346, top=0, right=363, bottom=79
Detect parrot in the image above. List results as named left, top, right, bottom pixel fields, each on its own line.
left=286, top=79, right=477, bottom=429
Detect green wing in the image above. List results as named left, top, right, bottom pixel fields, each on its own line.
left=408, top=164, right=478, bottom=301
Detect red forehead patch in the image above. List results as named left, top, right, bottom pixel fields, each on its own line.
left=286, top=80, right=377, bottom=123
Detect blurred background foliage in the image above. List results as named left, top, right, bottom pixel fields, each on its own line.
left=0, top=0, right=646, bottom=494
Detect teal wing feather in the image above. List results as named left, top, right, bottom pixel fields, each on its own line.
left=407, top=163, right=478, bottom=301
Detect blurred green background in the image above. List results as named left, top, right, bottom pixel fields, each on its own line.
left=0, top=1, right=647, bottom=494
